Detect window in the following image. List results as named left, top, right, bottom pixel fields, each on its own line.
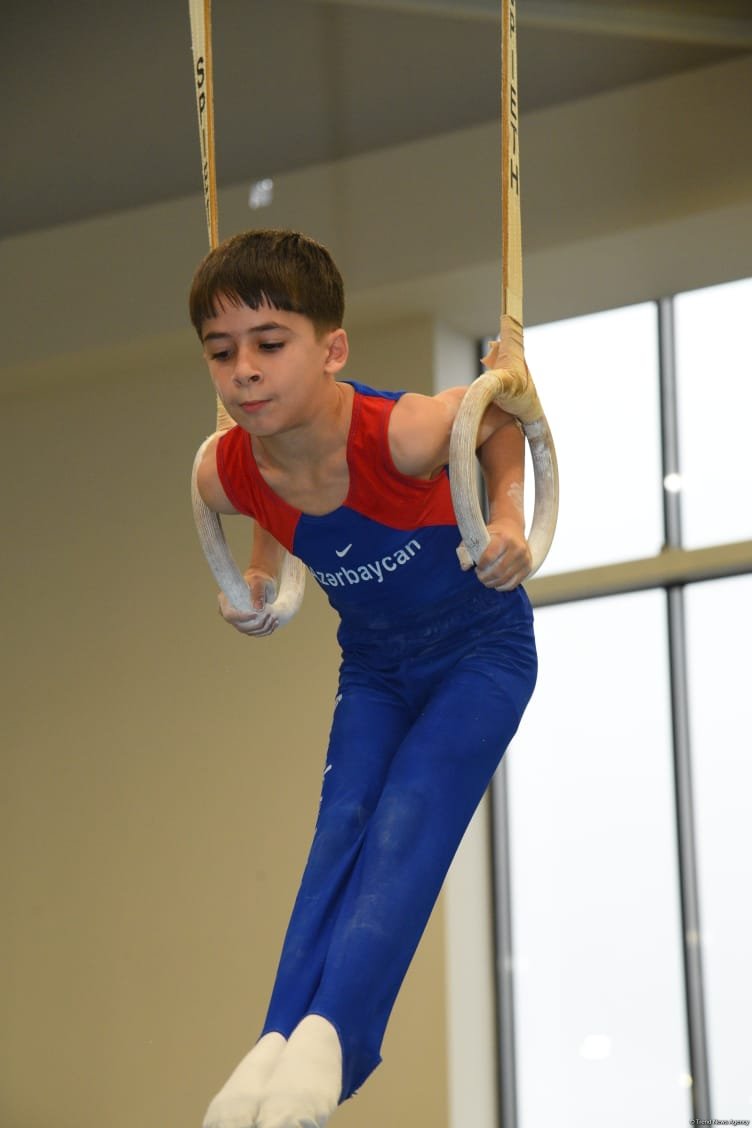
left=508, top=594, right=688, bottom=1127
left=675, top=278, right=752, bottom=550
left=522, top=304, right=663, bottom=575
left=491, top=278, right=752, bottom=1126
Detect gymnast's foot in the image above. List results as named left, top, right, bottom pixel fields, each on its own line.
left=256, top=1015, right=342, bottom=1128
left=202, top=1032, right=287, bottom=1128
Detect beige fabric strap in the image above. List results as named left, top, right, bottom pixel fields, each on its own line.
left=188, top=0, right=233, bottom=431
left=188, top=1, right=306, bottom=624
left=188, top=0, right=219, bottom=251
left=501, top=0, right=523, bottom=333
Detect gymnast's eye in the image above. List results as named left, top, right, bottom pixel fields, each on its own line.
left=259, top=341, right=284, bottom=352
left=209, top=349, right=231, bottom=361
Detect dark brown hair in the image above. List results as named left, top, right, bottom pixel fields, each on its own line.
left=189, top=229, right=345, bottom=336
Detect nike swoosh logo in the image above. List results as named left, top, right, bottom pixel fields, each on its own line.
left=335, top=543, right=353, bottom=558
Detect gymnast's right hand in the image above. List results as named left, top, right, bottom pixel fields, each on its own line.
left=217, top=569, right=279, bottom=637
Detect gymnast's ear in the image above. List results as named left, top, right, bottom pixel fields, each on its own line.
left=324, top=327, right=349, bottom=374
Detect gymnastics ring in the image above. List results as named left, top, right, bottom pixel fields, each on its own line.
left=450, top=0, right=559, bottom=579
left=191, top=436, right=307, bottom=625
left=449, top=369, right=559, bottom=579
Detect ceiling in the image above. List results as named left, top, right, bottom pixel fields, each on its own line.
left=5, top=0, right=751, bottom=240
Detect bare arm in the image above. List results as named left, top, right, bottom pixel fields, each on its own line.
left=196, top=434, right=285, bottom=635
left=389, top=387, right=531, bottom=589
left=221, top=524, right=285, bottom=638
left=475, top=417, right=531, bottom=590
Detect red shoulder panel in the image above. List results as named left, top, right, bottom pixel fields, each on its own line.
left=345, top=392, right=457, bottom=530
left=215, top=427, right=299, bottom=552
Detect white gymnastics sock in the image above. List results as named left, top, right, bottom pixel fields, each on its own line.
left=202, top=1032, right=287, bottom=1128
left=256, top=1015, right=343, bottom=1128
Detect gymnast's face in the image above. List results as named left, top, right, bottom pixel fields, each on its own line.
left=200, top=295, right=348, bottom=435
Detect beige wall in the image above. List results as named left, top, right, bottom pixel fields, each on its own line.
left=0, top=320, right=448, bottom=1128
left=1, top=53, right=751, bottom=1128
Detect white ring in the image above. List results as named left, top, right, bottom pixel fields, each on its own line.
left=448, top=371, right=559, bottom=579
left=191, top=436, right=306, bottom=627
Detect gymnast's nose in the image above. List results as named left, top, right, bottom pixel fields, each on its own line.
left=233, top=344, right=262, bottom=385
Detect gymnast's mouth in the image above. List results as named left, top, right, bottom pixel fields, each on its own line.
left=238, top=399, right=271, bottom=413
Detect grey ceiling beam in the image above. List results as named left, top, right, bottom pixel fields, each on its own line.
left=305, top=0, right=752, bottom=48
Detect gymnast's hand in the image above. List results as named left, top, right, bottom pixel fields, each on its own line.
left=217, top=569, right=280, bottom=636
left=470, top=519, right=532, bottom=592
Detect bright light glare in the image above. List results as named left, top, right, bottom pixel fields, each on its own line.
left=248, top=178, right=274, bottom=209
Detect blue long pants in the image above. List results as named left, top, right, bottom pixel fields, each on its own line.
left=261, top=583, right=537, bottom=1100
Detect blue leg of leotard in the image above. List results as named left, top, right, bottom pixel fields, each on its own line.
left=260, top=686, right=413, bottom=1038
left=262, top=587, right=537, bottom=1100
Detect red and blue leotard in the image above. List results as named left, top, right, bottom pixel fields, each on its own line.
left=214, top=380, right=537, bottom=1101
left=215, top=380, right=478, bottom=620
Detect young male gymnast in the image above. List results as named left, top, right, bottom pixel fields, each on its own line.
left=191, top=229, right=537, bottom=1128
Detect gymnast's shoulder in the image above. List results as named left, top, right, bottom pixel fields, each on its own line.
left=388, top=385, right=516, bottom=477
left=195, top=432, right=240, bottom=514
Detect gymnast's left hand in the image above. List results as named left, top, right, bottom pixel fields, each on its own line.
left=471, top=520, right=532, bottom=591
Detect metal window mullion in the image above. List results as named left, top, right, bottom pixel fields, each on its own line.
left=491, top=761, right=518, bottom=1128
left=666, top=587, right=712, bottom=1116
left=480, top=335, right=518, bottom=1127
left=659, top=296, right=683, bottom=547
left=658, top=296, right=712, bottom=1119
